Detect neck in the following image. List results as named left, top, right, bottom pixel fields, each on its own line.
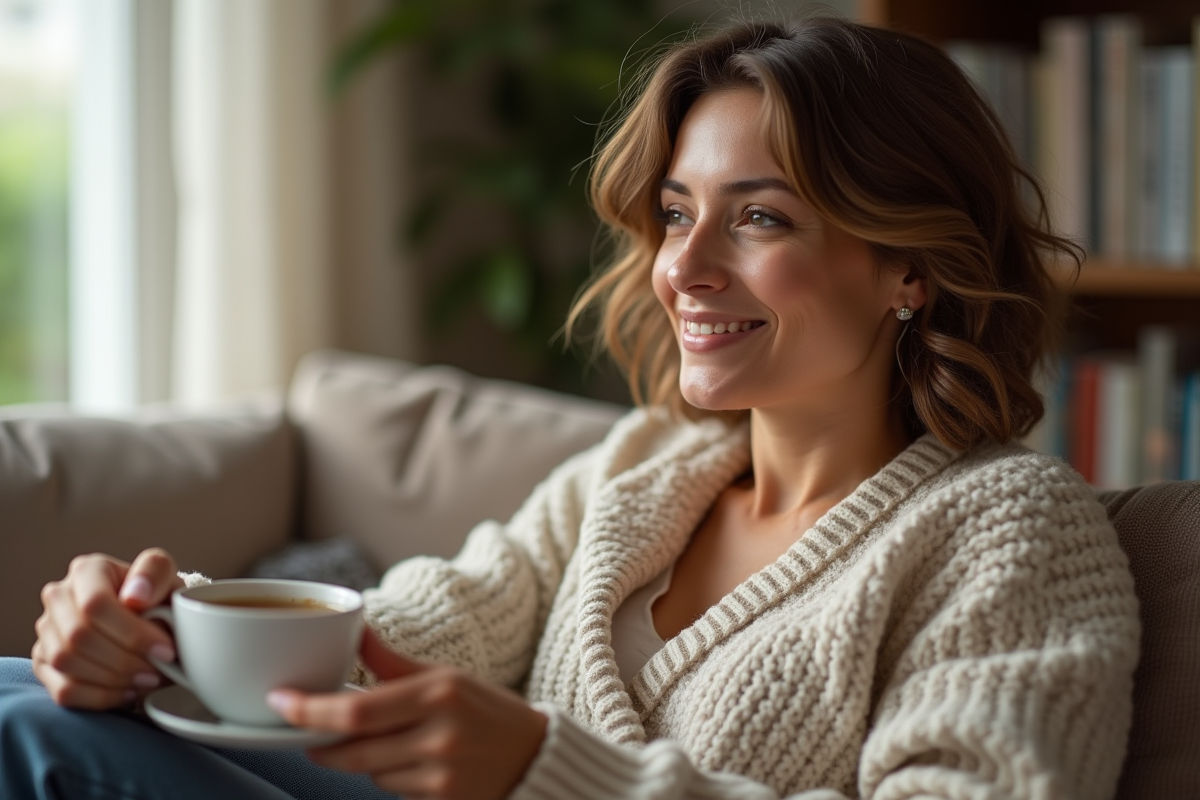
left=742, top=401, right=912, bottom=521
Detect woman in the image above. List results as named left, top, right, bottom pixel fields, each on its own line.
left=0, top=16, right=1139, bottom=800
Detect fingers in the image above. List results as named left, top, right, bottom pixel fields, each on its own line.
left=32, top=647, right=138, bottom=709
left=271, top=639, right=433, bottom=733
left=37, top=591, right=155, bottom=686
left=270, top=680, right=426, bottom=736
left=67, top=555, right=175, bottom=657
left=309, top=735, right=451, bottom=798
left=32, top=550, right=181, bottom=709
left=119, top=548, right=183, bottom=611
left=360, top=627, right=425, bottom=681
left=278, top=664, right=547, bottom=800
left=308, top=726, right=426, bottom=774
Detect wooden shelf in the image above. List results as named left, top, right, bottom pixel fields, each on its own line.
left=857, top=0, right=1198, bottom=45
left=1064, top=263, right=1200, bottom=297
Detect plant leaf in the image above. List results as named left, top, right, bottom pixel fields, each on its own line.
left=329, top=2, right=436, bottom=95
left=478, top=251, right=533, bottom=330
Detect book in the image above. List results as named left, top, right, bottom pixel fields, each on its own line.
left=1138, top=325, right=1177, bottom=482
left=1160, top=47, right=1195, bottom=265
left=1182, top=371, right=1200, bottom=480
left=1069, top=358, right=1101, bottom=483
left=1096, top=356, right=1141, bottom=489
left=946, top=42, right=1032, bottom=165
left=1039, top=17, right=1093, bottom=250
left=1193, top=16, right=1200, bottom=263
left=1139, top=50, right=1165, bottom=261
left=1025, top=356, right=1070, bottom=459
left=1095, top=16, right=1142, bottom=260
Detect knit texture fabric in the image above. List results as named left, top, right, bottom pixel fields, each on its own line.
left=362, top=408, right=1140, bottom=800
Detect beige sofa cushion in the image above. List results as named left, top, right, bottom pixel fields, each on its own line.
left=1098, top=481, right=1200, bottom=800
left=288, top=350, right=625, bottom=569
left=0, top=404, right=295, bottom=656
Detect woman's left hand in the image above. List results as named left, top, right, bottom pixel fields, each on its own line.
left=267, top=628, right=548, bottom=800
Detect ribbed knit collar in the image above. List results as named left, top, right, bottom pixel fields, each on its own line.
left=572, top=415, right=961, bottom=746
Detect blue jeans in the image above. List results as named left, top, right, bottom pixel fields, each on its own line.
left=0, top=658, right=399, bottom=800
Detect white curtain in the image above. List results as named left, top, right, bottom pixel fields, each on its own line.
left=171, top=0, right=333, bottom=405
left=69, top=0, right=345, bottom=411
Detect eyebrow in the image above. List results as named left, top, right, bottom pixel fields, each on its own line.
left=660, top=177, right=796, bottom=196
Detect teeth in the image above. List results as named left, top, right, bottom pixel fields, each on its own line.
left=685, top=320, right=753, bottom=336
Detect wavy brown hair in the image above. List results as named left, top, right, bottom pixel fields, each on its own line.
left=567, top=17, right=1079, bottom=450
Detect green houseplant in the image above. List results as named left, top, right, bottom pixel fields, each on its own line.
left=333, top=0, right=697, bottom=398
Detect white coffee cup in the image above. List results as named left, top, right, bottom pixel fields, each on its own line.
left=144, top=579, right=365, bottom=727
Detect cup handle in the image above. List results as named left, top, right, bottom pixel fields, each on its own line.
left=141, top=606, right=193, bottom=692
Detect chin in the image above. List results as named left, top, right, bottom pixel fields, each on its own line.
left=679, top=380, right=743, bottom=412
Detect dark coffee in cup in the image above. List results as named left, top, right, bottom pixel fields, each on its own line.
left=202, top=596, right=343, bottom=614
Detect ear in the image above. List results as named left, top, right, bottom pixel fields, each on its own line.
left=889, top=265, right=927, bottom=315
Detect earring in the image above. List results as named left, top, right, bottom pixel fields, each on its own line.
left=896, top=307, right=914, bottom=321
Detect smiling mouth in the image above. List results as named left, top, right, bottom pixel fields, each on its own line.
left=683, top=320, right=765, bottom=336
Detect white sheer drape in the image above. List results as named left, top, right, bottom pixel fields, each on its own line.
left=70, top=0, right=343, bottom=410
left=70, top=0, right=175, bottom=410
left=171, top=0, right=333, bottom=405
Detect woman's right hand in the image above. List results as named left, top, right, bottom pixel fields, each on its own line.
left=32, top=548, right=184, bottom=709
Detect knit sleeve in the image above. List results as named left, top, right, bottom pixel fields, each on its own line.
left=855, top=460, right=1141, bottom=800
left=358, top=441, right=604, bottom=689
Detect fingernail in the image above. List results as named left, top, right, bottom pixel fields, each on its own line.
left=119, top=575, right=153, bottom=604
left=148, top=643, right=175, bottom=663
left=266, top=691, right=292, bottom=714
left=133, top=672, right=161, bottom=689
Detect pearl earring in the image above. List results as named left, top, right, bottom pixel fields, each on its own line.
left=896, top=307, right=914, bottom=321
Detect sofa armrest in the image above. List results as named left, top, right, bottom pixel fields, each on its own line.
left=0, top=402, right=297, bottom=656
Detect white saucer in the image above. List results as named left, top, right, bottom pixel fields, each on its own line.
left=145, top=684, right=363, bottom=750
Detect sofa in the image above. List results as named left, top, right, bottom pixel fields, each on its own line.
left=2, top=349, right=1197, bottom=799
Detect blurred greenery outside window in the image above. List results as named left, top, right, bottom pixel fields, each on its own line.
left=0, top=0, right=72, bottom=404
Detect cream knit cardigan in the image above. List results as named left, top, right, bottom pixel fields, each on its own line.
left=361, top=408, right=1140, bottom=800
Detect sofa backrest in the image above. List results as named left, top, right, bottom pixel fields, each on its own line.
left=1097, top=481, right=1200, bottom=800
left=287, top=350, right=626, bottom=569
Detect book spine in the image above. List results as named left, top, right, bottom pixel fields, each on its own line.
left=1097, top=358, right=1141, bottom=489
left=1070, top=358, right=1100, bottom=483
left=1161, top=48, right=1195, bottom=265
left=1139, top=51, right=1165, bottom=261
left=1138, top=325, right=1178, bottom=482
left=1041, top=17, right=1093, bottom=249
left=997, top=48, right=1031, bottom=165
left=1096, top=16, right=1142, bottom=259
left=1183, top=372, right=1200, bottom=480
left=1193, top=16, right=1200, bottom=263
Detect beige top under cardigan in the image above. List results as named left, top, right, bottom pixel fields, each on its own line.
left=360, top=408, right=1141, bottom=800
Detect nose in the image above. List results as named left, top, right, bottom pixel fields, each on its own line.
left=666, top=224, right=729, bottom=296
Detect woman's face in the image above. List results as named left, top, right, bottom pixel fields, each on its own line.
left=652, top=88, right=917, bottom=415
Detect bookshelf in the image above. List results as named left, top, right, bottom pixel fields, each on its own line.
left=858, top=0, right=1200, bottom=486
left=1069, top=264, right=1200, bottom=296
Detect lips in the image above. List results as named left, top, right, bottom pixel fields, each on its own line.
left=683, top=320, right=765, bottom=336
left=677, top=310, right=765, bottom=337
left=677, top=311, right=766, bottom=353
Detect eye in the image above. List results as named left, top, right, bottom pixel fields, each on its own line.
left=657, top=206, right=694, bottom=228
left=742, top=207, right=790, bottom=229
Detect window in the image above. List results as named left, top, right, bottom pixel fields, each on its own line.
left=0, top=0, right=74, bottom=404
